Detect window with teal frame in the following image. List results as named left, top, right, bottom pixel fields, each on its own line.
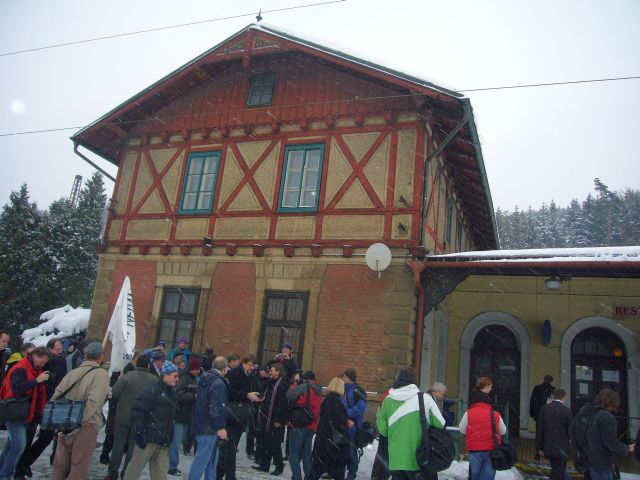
left=456, top=219, right=462, bottom=251
left=278, top=143, right=325, bottom=212
left=445, top=200, right=453, bottom=246
left=179, top=151, right=221, bottom=214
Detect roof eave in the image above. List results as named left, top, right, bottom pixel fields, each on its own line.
left=462, top=99, right=498, bottom=249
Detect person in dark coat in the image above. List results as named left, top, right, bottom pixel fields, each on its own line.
left=187, top=356, right=230, bottom=480
left=0, top=330, right=10, bottom=387
left=14, top=338, right=67, bottom=477
left=308, top=377, right=351, bottom=480
left=269, top=343, right=298, bottom=384
left=252, top=362, right=288, bottom=476
left=123, top=361, right=179, bottom=480
left=536, top=388, right=573, bottom=480
left=169, top=356, right=201, bottom=476
left=570, top=388, right=634, bottom=480
left=530, top=375, right=555, bottom=423
left=108, top=354, right=158, bottom=480
left=218, top=354, right=261, bottom=480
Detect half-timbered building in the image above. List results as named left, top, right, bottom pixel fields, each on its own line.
left=73, top=24, right=496, bottom=393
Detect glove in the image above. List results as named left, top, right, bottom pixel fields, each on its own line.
left=135, top=430, right=147, bottom=449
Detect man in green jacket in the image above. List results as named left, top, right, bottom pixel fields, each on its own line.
left=376, top=367, right=445, bottom=479
left=107, top=355, right=158, bottom=480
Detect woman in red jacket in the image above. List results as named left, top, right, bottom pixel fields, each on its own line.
left=0, top=346, right=49, bottom=479
left=459, top=377, right=507, bottom=480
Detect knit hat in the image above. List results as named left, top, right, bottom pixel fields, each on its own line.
left=302, top=370, right=316, bottom=381
left=282, top=342, right=293, bottom=351
left=343, top=368, right=357, bottom=382
left=178, top=337, right=188, bottom=344
left=188, top=356, right=202, bottom=371
left=160, top=361, right=178, bottom=376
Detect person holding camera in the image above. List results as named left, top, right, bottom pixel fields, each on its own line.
left=0, top=346, right=49, bottom=480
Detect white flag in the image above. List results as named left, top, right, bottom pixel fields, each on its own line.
left=106, top=276, right=136, bottom=373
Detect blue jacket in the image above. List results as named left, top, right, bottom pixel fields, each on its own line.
left=341, top=383, right=367, bottom=436
left=168, top=347, right=191, bottom=363
left=192, top=369, right=229, bottom=435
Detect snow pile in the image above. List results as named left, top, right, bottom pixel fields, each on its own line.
left=22, top=305, right=90, bottom=347
left=432, top=246, right=640, bottom=263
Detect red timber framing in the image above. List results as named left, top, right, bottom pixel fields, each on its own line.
left=107, top=120, right=426, bottom=249
left=78, top=24, right=497, bottom=250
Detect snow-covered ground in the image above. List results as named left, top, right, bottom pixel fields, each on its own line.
left=0, top=431, right=528, bottom=480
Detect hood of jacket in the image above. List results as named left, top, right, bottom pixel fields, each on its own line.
left=388, top=383, right=420, bottom=402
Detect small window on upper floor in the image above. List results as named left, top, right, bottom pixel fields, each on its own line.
left=247, top=72, right=276, bottom=106
left=179, top=151, right=221, bottom=214
left=278, top=143, right=325, bottom=212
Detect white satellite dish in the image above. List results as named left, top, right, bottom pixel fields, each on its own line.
left=365, top=243, right=392, bottom=278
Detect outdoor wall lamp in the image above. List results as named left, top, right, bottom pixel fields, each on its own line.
left=544, top=274, right=572, bottom=291
left=544, top=277, right=562, bottom=291
left=203, top=236, right=213, bottom=247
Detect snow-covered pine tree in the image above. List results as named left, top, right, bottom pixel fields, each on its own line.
left=0, top=185, right=49, bottom=343
left=44, top=173, right=107, bottom=308
left=72, top=172, right=107, bottom=306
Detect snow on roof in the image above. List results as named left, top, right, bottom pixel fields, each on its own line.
left=22, top=305, right=90, bottom=347
left=253, top=23, right=462, bottom=98
left=430, top=246, right=640, bottom=263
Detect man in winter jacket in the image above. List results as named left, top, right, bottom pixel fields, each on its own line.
left=0, top=330, right=9, bottom=386
left=0, top=346, right=49, bottom=480
left=14, top=338, right=67, bottom=478
left=169, top=356, right=201, bottom=476
left=376, top=367, right=446, bottom=479
left=123, top=361, right=179, bottom=480
left=107, top=355, right=158, bottom=480
left=570, top=388, right=633, bottom=480
left=51, top=342, right=110, bottom=480
left=218, top=354, right=262, bottom=480
left=168, top=337, right=191, bottom=364
left=530, top=375, right=555, bottom=423
left=536, top=389, right=572, bottom=480
left=341, top=368, right=367, bottom=480
left=253, top=362, right=289, bottom=476
left=187, top=356, right=230, bottom=480
left=286, top=370, right=323, bottom=480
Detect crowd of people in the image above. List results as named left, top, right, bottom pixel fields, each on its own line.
left=0, top=327, right=638, bottom=480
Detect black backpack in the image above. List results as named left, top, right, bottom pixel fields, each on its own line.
left=416, top=393, right=455, bottom=474
left=355, top=421, right=376, bottom=448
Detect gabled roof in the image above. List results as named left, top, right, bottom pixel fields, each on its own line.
left=72, top=23, right=498, bottom=249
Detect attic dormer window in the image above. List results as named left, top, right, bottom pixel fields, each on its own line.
left=247, top=72, right=276, bottom=106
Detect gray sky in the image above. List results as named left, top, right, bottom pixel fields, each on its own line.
left=1, top=0, right=638, bottom=212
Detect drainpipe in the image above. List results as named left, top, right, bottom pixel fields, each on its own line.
left=408, top=260, right=427, bottom=377
left=73, top=140, right=116, bottom=182
left=419, top=99, right=473, bottom=246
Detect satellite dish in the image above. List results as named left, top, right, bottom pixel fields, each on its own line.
left=365, top=243, right=392, bottom=278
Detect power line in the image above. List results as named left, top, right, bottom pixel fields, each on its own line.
left=457, top=76, right=640, bottom=93
left=0, top=75, right=638, bottom=138
left=0, top=0, right=346, bottom=57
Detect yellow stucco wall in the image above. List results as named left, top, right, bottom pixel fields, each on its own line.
left=428, top=274, right=640, bottom=436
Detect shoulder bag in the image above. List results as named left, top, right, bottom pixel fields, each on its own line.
left=0, top=396, right=31, bottom=422
left=40, top=366, right=100, bottom=431
left=289, top=384, right=314, bottom=428
left=489, top=408, right=517, bottom=470
left=416, top=392, right=455, bottom=474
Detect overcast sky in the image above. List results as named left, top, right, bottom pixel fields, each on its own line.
left=1, top=0, right=638, bottom=212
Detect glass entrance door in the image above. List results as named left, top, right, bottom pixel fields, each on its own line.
left=470, top=324, right=521, bottom=437
left=572, top=328, right=628, bottom=437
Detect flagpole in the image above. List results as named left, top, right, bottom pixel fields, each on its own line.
left=102, top=329, right=110, bottom=348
